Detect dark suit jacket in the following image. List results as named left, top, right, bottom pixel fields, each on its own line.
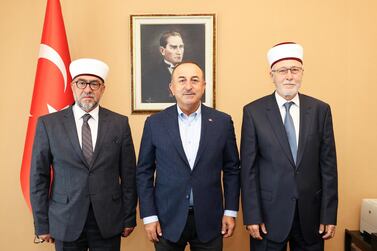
left=136, top=104, right=240, bottom=242
left=241, top=93, right=338, bottom=244
left=30, top=106, right=137, bottom=241
left=141, top=61, right=176, bottom=103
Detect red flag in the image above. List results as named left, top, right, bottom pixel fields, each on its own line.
left=20, top=0, right=74, bottom=209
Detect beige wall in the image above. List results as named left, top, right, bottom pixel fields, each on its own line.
left=1, top=0, right=377, bottom=250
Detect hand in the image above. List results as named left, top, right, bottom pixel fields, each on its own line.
left=38, top=234, right=54, bottom=243
left=122, top=227, right=135, bottom=238
left=144, top=221, right=162, bottom=242
left=319, top=224, right=336, bottom=240
left=221, top=215, right=236, bottom=238
left=246, top=223, right=267, bottom=240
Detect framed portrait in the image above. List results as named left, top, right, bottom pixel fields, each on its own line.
left=130, top=14, right=216, bottom=113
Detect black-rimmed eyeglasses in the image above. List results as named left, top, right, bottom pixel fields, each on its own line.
left=74, top=79, right=103, bottom=90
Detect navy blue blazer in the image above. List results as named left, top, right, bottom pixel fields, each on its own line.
left=136, top=104, right=240, bottom=242
left=30, top=106, right=137, bottom=241
left=241, top=93, right=338, bottom=244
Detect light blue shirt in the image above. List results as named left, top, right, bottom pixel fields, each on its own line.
left=177, top=105, right=202, bottom=171
left=143, top=104, right=237, bottom=224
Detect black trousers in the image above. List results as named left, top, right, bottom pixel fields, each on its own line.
left=55, top=205, right=121, bottom=251
left=250, top=206, right=324, bottom=251
left=155, top=209, right=223, bottom=251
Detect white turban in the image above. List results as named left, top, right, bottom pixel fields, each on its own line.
left=267, top=42, right=303, bottom=68
left=70, top=58, right=109, bottom=82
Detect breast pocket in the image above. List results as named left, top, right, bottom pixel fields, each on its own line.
left=102, top=136, right=122, bottom=152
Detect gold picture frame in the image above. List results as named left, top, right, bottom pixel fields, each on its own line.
left=130, top=14, right=216, bottom=113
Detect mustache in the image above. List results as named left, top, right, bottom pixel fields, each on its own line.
left=79, top=93, right=95, bottom=99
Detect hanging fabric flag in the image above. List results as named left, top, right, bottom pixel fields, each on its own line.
left=20, top=0, right=73, bottom=209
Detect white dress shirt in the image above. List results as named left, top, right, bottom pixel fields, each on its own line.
left=275, top=92, right=300, bottom=146
left=164, top=59, right=175, bottom=74
left=72, top=104, right=99, bottom=150
left=143, top=104, right=237, bottom=225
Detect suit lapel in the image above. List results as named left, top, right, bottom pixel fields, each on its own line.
left=193, top=105, right=210, bottom=169
left=90, top=107, right=110, bottom=168
left=265, top=94, right=296, bottom=167
left=165, top=106, right=191, bottom=169
left=62, top=107, right=90, bottom=169
left=296, top=94, right=312, bottom=168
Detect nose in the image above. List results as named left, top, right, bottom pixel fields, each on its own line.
left=285, top=70, right=293, bottom=80
left=184, top=81, right=193, bottom=90
left=83, top=83, right=93, bottom=92
left=176, top=48, right=183, bottom=55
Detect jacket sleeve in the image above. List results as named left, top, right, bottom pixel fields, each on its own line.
left=120, top=117, right=138, bottom=228
left=319, top=105, right=338, bottom=225
left=240, top=106, right=263, bottom=225
left=30, top=117, right=52, bottom=235
left=136, top=117, right=157, bottom=218
left=222, top=116, right=240, bottom=211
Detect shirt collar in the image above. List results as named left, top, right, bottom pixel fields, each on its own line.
left=176, top=104, right=202, bottom=118
left=274, top=91, right=300, bottom=108
left=164, top=59, right=175, bottom=68
left=72, top=103, right=99, bottom=121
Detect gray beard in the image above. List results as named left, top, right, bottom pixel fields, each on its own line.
left=76, top=100, right=98, bottom=112
left=74, top=91, right=99, bottom=112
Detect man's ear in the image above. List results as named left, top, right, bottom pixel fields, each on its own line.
left=160, top=46, right=165, bottom=56
left=169, top=83, right=174, bottom=96
left=269, top=69, right=273, bottom=78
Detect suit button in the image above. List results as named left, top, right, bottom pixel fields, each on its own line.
left=291, top=197, right=296, bottom=201
left=186, top=195, right=189, bottom=199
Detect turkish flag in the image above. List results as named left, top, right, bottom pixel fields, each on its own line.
left=20, top=0, right=74, bottom=209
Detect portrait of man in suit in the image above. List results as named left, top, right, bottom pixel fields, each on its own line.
left=240, top=42, right=338, bottom=251
left=142, top=31, right=185, bottom=103
left=137, top=62, right=240, bottom=251
left=137, top=22, right=207, bottom=107
left=30, top=58, right=137, bottom=251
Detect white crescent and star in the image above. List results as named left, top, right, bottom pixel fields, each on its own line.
left=32, top=43, right=70, bottom=115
